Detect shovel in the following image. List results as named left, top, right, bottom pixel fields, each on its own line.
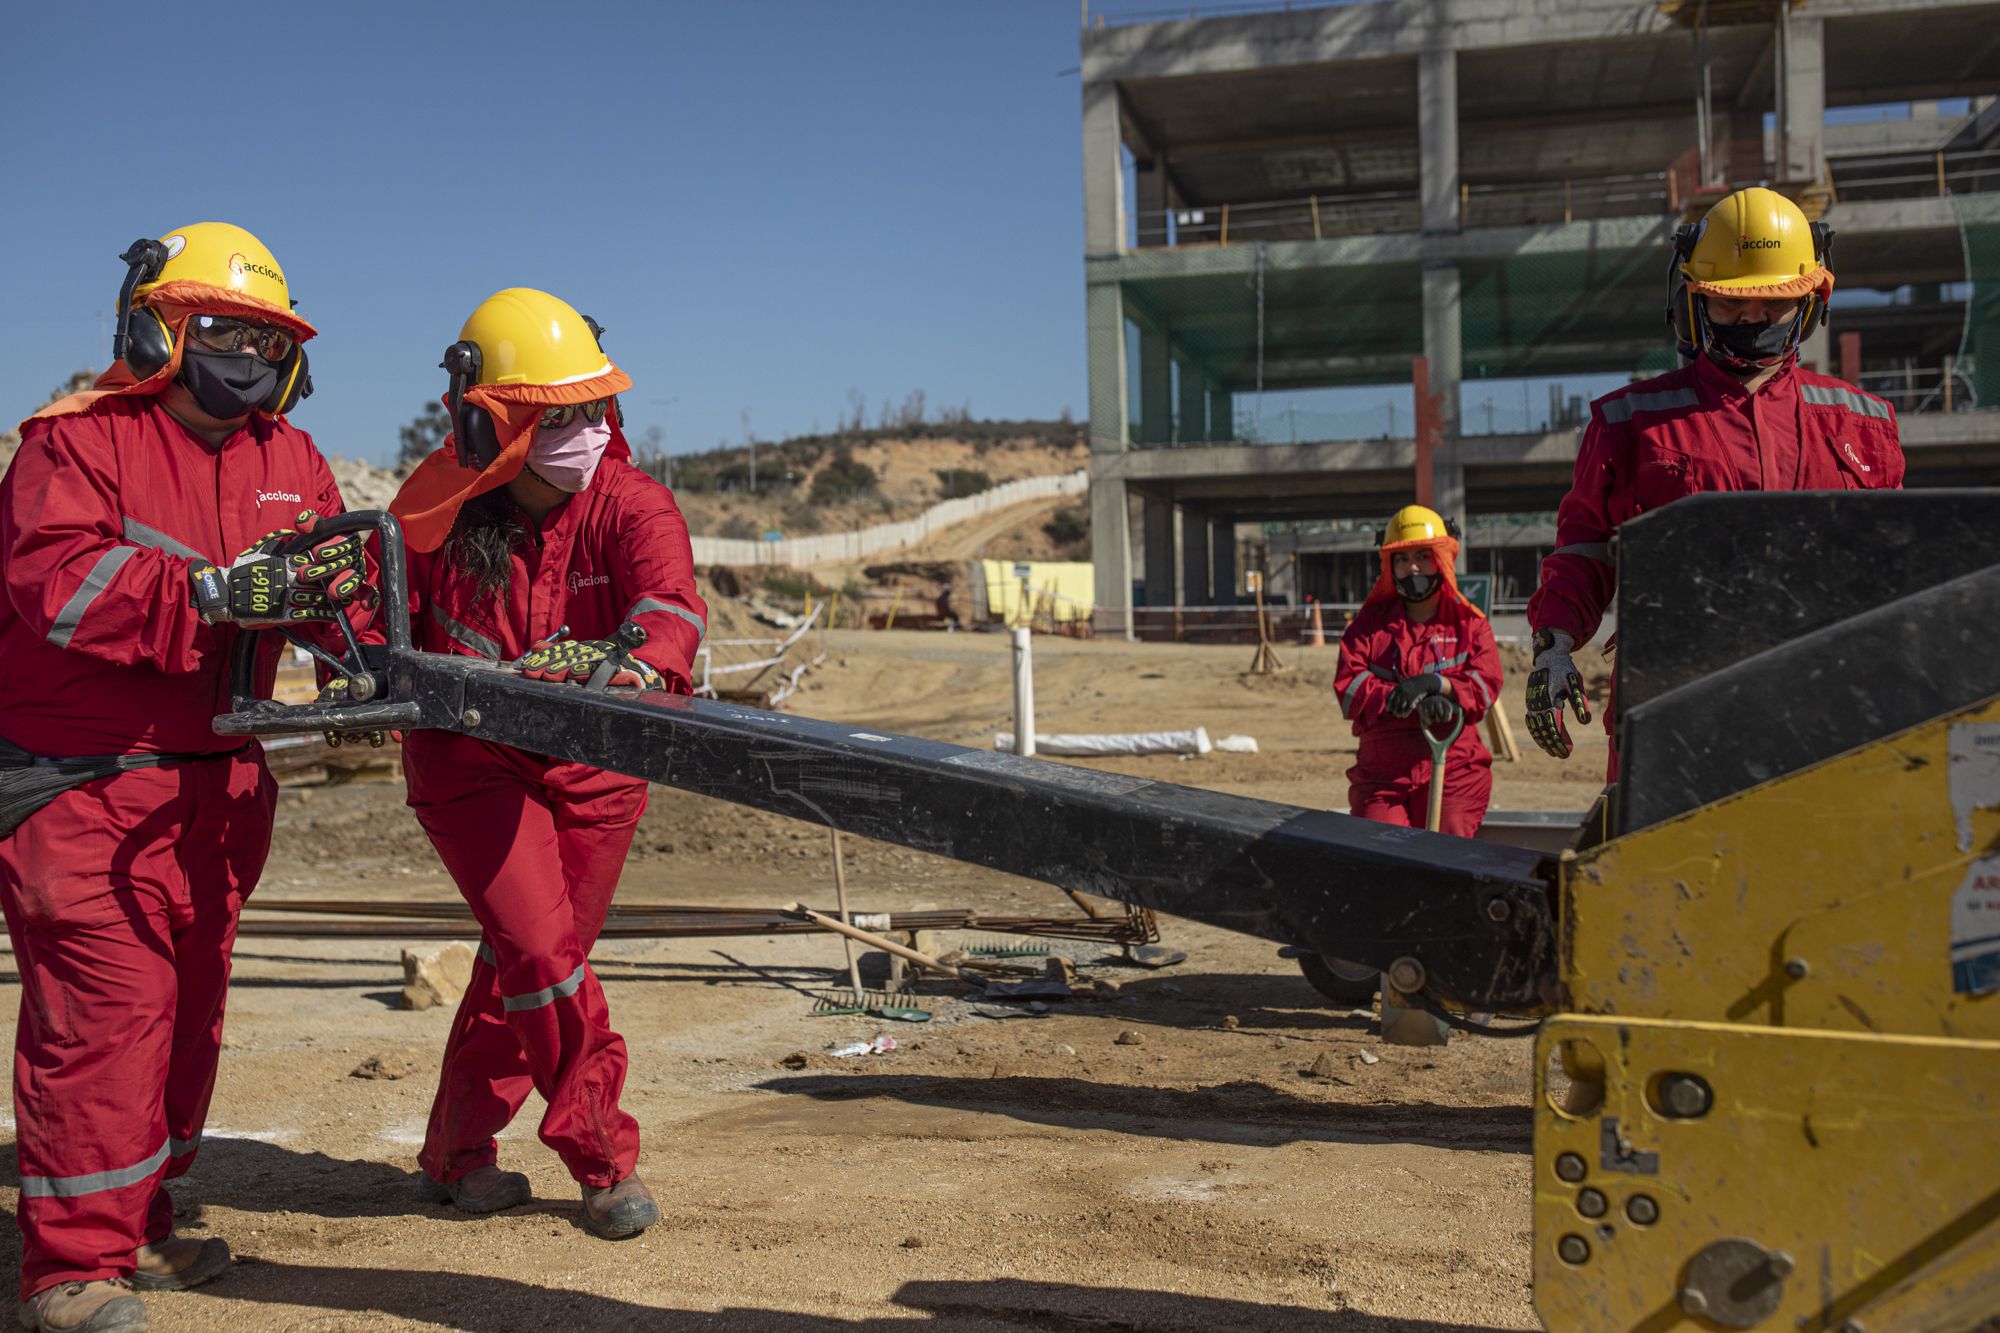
left=1380, top=697, right=1463, bottom=1048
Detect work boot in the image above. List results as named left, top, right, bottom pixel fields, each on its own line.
left=423, top=1164, right=532, bottom=1215
left=579, top=1172, right=659, bottom=1239
left=128, top=1236, right=231, bottom=1292
left=16, top=1279, right=148, bottom=1332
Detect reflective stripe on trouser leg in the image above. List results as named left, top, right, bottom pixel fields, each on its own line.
left=0, top=758, right=270, bottom=1298
left=409, top=768, right=641, bottom=1188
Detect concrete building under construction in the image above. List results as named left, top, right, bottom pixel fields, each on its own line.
left=1079, top=0, right=2000, bottom=629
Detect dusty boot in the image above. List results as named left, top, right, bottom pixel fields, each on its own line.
left=423, top=1164, right=532, bottom=1215
left=579, top=1172, right=659, bottom=1239
left=16, top=1279, right=148, bottom=1332
left=128, top=1236, right=231, bottom=1292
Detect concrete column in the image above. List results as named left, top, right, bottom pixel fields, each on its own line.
left=1179, top=506, right=1210, bottom=607
left=1134, top=161, right=1169, bottom=248
left=1776, top=12, right=1825, bottom=183
left=1208, top=387, right=1234, bottom=442
left=1089, top=474, right=1133, bottom=638
left=1141, top=493, right=1175, bottom=609
left=1211, top=518, right=1237, bottom=602
left=1422, top=262, right=1466, bottom=561
left=1082, top=79, right=1126, bottom=256
left=1419, top=46, right=1459, bottom=233
left=1138, top=321, right=1173, bottom=445
left=1085, top=283, right=1129, bottom=449
left=1176, top=357, right=1207, bottom=444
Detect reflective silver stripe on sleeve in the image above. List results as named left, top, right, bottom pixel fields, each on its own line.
left=628, top=597, right=706, bottom=643
left=19, top=1141, right=169, bottom=1199
left=1801, top=383, right=1893, bottom=420
left=501, top=963, right=587, bottom=1013
left=1472, top=673, right=1494, bottom=707
left=122, top=518, right=204, bottom=561
left=1599, top=387, right=1700, bottom=424
left=1430, top=652, right=1470, bottom=671
left=476, top=941, right=496, bottom=967
left=1550, top=542, right=1613, bottom=565
left=168, top=1135, right=201, bottom=1157
left=47, top=546, right=138, bottom=648
left=429, top=604, right=500, bottom=660
left=1339, top=671, right=1369, bottom=717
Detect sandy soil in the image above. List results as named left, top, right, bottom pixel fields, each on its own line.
left=0, top=630, right=1611, bottom=1331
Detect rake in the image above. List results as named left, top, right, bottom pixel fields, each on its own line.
left=809, top=829, right=931, bottom=1022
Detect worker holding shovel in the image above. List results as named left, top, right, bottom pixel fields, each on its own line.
left=386, top=289, right=706, bottom=1240
left=1333, top=505, right=1502, bottom=839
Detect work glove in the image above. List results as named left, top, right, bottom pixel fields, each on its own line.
left=316, top=676, right=388, bottom=749
left=188, top=510, right=374, bottom=626
left=1386, top=672, right=1445, bottom=718
left=516, top=637, right=665, bottom=691
left=1525, top=627, right=1591, bottom=759
left=1417, top=691, right=1459, bottom=729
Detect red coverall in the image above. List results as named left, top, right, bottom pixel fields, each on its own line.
left=1334, top=595, right=1503, bottom=838
left=1526, top=355, right=1904, bottom=776
left=406, top=442, right=704, bottom=1190
left=0, top=394, right=349, bottom=1299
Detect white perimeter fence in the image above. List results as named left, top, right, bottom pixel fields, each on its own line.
left=690, top=470, right=1087, bottom=569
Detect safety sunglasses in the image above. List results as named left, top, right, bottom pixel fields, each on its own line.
left=539, top=399, right=610, bottom=429
left=187, top=315, right=295, bottom=363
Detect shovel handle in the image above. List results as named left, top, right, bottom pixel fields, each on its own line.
left=785, top=902, right=986, bottom=985
left=1422, top=699, right=1464, bottom=834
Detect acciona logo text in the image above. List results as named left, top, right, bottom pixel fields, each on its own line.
left=257, top=490, right=302, bottom=504
left=569, top=572, right=609, bottom=593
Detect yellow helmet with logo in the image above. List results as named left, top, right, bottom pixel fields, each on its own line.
left=1379, top=504, right=1453, bottom=549
left=131, top=222, right=300, bottom=323
left=1680, top=187, right=1831, bottom=299
left=454, top=288, right=612, bottom=388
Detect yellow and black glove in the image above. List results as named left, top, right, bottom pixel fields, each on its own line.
left=516, top=637, right=665, bottom=690
left=188, top=510, right=374, bottom=626
left=317, top=675, right=389, bottom=749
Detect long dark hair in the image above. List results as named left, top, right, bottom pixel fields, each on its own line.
left=444, top=489, right=526, bottom=596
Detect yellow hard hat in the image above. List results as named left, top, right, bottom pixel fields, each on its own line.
left=133, top=221, right=298, bottom=320
left=1680, top=187, right=1831, bottom=300
left=1379, top=504, right=1454, bottom=548
left=455, top=288, right=611, bottom=387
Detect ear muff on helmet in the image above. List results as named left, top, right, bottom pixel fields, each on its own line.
left=579, top=314, right=626, bottom=427
left=114, top=238, right=172, bottom=375
left=1665, top=222, right=1704, bottom=360
left=441, top=340, right=498, bottom=470
left=265, top=345, right=312, bottom=416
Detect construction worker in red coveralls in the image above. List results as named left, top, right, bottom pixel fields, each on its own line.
left=385, top=289, right=705, bottom=1240
left=1526, top=186, right=1904, bottom=776
left=1334, top=504, right=1503, bottom=838
left=0, top=224, right=371, bottom=1333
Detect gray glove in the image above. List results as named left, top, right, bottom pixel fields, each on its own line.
left=1525, top=628, right=1591, bottom=759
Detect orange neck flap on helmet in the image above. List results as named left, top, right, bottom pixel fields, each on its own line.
left=389, top=365, right=634, bottom=554
left=1361, top=532, right=1483, bottom=618
left=25, top=280, right=318, bottom=429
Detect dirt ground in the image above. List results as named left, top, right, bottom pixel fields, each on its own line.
left=0, top=629, right=1611, bottom=1332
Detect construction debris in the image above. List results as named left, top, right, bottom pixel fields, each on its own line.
left=400, top=941, right=474, bottom=1011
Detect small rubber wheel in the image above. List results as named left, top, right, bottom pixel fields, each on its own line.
left=1297, top=954, right=1379, bottom=1006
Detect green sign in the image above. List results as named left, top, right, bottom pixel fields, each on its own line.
left=1457, top=572, right=1493, bottom=616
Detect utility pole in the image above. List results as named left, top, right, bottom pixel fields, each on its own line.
left=651, top=396, right=679, bottom=489
left=742, top=406, right=756, bottom=495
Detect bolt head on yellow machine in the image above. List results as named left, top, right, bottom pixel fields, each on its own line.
left=456, top=288, right=613, bottom=387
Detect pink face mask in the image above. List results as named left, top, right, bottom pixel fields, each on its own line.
left=527, top=415, right=613, bottom=493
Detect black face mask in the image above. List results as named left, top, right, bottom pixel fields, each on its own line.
left=1396, top=571, right=1442, bottom=603
left=1705, top=314, right=1798, bottom=373
left=179, top=348, right=280, bottom=421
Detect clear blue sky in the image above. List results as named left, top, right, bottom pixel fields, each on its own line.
left=3, top=2, right=1153, bottom=465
